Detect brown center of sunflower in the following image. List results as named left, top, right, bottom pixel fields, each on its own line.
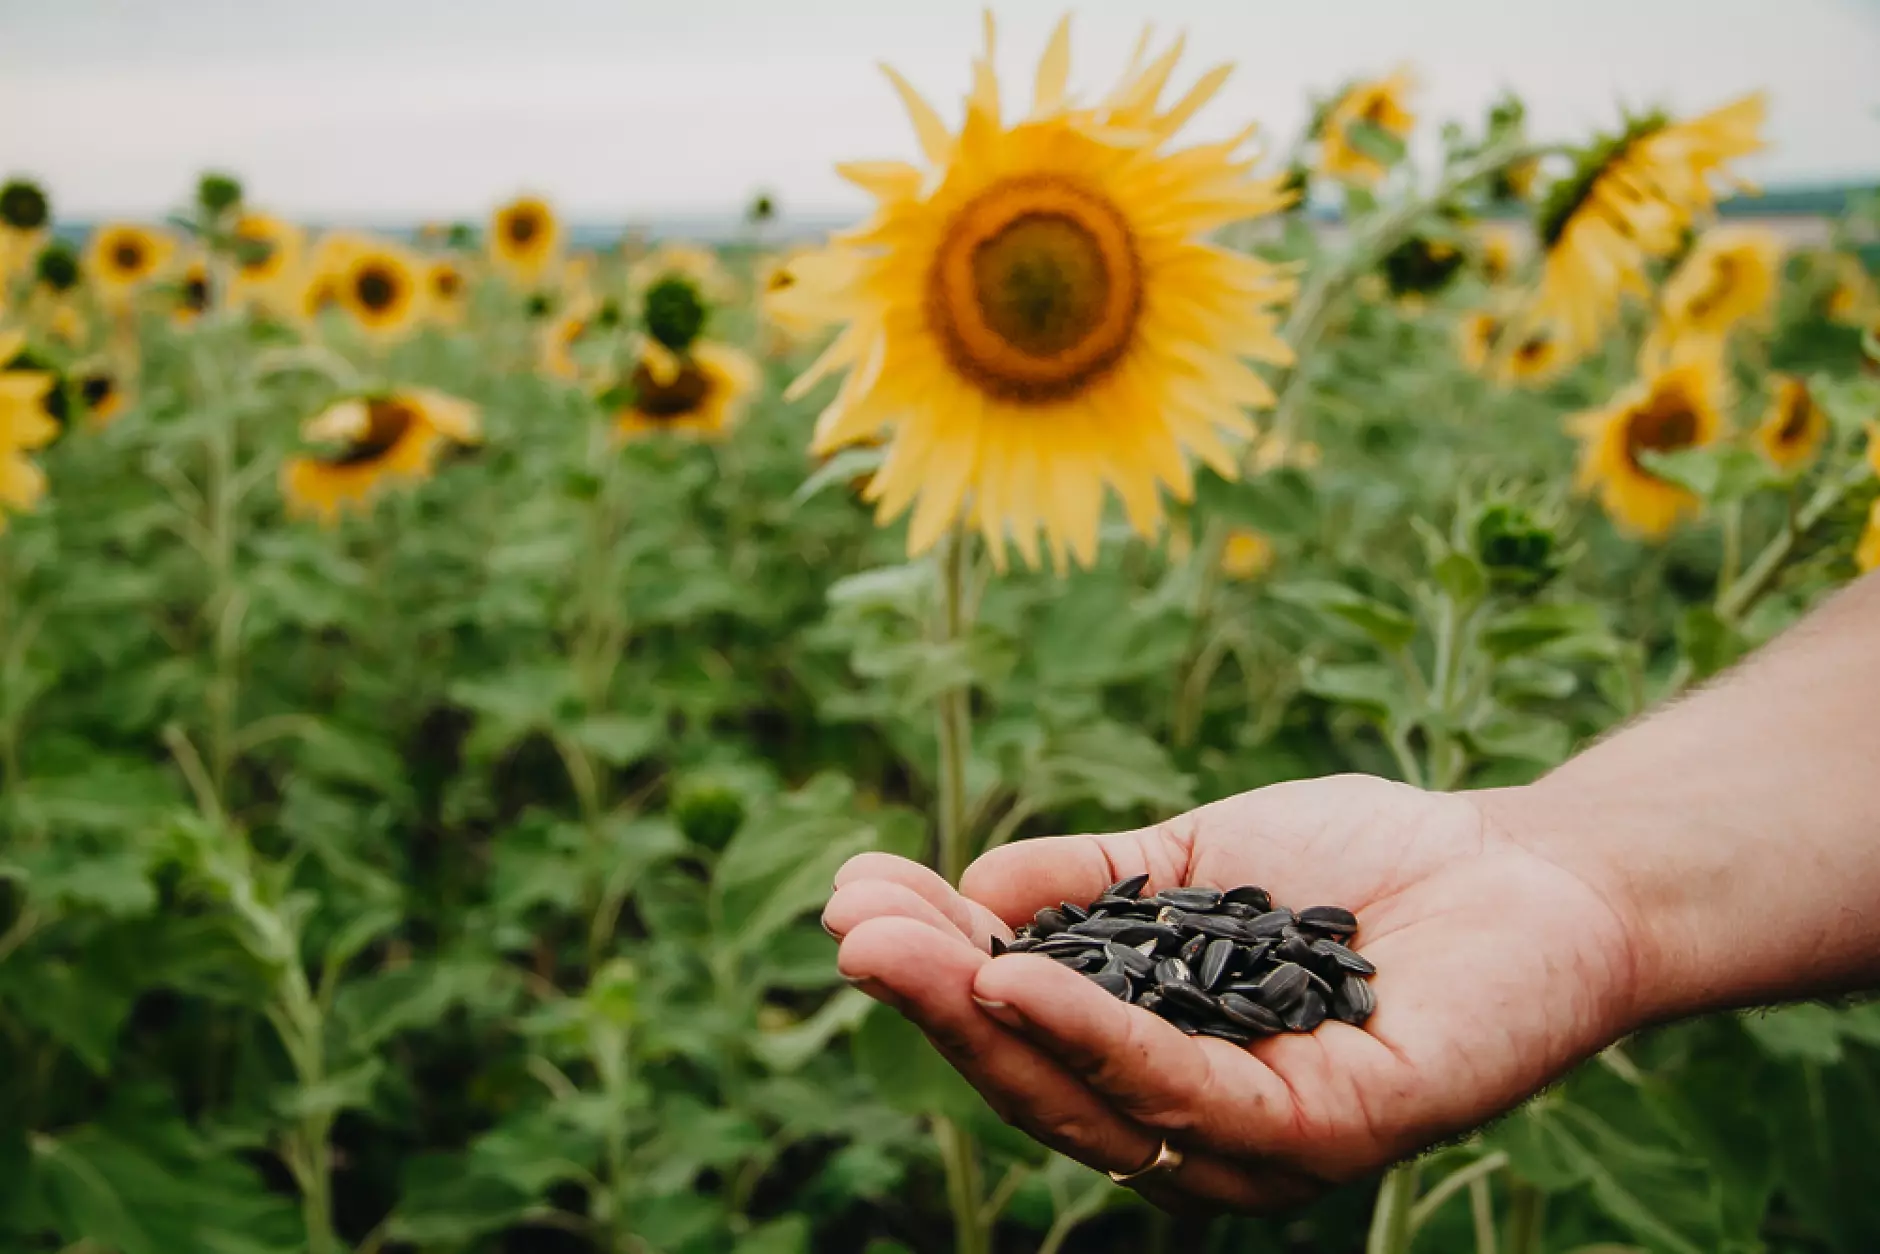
left=1361, top=93, right=1393, bottom=126
left=112, top=239, right=146, bottom=272
left=629, top=361, right=711, bottom=420
left=1684, top=253, right=1739, bottom=322
left=506, top=210, right=540, bottom=245
left=1515, top=335, right=1552, bottom=364
left=354, top=263, right=401, bottom=312
left=433, top=267, right=462, bottom=298
left=183, top=274, right=210, bottom=312
left=1624, top=384, right=1700, bottom=470
left=81, top=373, right=114, bottom=407
left=929, top=176, right=1141, bottom=404
left=329, top=399, right=417, bottom=466
left=1775, top=386, right=1814, bottom=444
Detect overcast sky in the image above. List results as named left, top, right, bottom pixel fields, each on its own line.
left=3, top=0, right=1877, bottom=222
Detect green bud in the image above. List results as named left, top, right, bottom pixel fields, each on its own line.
left=1472, top=501, right=1563, bottom=594
left=196, top=171, right=244, bottom=216
left=445, top=222, right=477, bottom=249
left=0, top=179, right=50, bottom=231
left=672, top=775, right=746, bottom=851
left=747, top=190, right=777, bottom=224
left=34, top=242, right=80, bottom=292
left=642, top=276, right=708, bottom=353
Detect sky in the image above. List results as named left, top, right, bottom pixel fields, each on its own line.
left=2, top=0, right=1878, bottom=223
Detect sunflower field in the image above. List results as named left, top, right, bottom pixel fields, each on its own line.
left=3, top=17, right=1880, bottom=1254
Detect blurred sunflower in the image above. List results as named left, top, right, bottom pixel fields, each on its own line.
left=490, top=196, right=560, bottom=285
left=229, top=212, right=306, bottom=313
left=85, top=224, right=174, bottom=302
left=540, top=298, right=598, bottom=380
left=1318, top=69, right=1416, bottom=186
left=1457, top=311, right=1565, bottom=386
left=1823, top=253, right=1877, bottom=326
left=778, top=17, right=1297, bottom=566
left=1859, top=500, right=1880, bottom=574
left=298, top=231, right=373, bottom=320
left=1570, top=340, right=1727, bottom=539
left=1382, top=234, right=1464, bottom=301
left=1655, top=226, right=1781, bottom=341
left=0, top=329, right=59, bottom=531
left=74, top=360, right=131, bottom=426
left=1754, top=374, right=1825, bottom=473
left=426, top=257, right=468, bottom=325
left=173, top=258, right=214, bottom=325
left=1477, top=225, right=1520, bottom=284
left=1220, top=528, right=1275, bottom=579
left=34, top=242, right=81, bottom=297
left=337, top=243, right=426, bottom=340
left=614, top=338, right=758, bottom=440
left=1528, top=95, right=1765, bottom=360
left=0, top=179, right=50, bottom=271
left=282, top=389, right=480, bottom=524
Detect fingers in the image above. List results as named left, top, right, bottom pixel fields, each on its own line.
left=960, top=814, right=1200, bottom=927
left=836, top=917, right=1286, bottom=1210
left=970, top=951, right=1340, bottom=1190
left=829, top=852, right=1010, bottom=947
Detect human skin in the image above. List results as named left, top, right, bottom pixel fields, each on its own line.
left=822, top=573, right=1880, bottom=1212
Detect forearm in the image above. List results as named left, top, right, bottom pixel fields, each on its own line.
left=1487, top=572, right=1880, bottom=1026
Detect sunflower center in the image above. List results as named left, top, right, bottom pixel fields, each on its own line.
left=1515, top=334, right=1552, bottom=364
left=1625, top=385, right=1700, bottom=469
left=81, top=373, right=114, bottom=407
left=0, top=181, right=49, bottom=231
left=433, top=268, right=462, bottom=298
left=507, top=211, right=540, bottom=245
left=930, top=177, right=1140, bottom=404
left=629, top=361, right=710, bottom=420
left=112, top=240, right=146, bottom=272
left=354, top=264, right=400, bottom=312
left=330, top=399, right=417, bottom=466
left=1776, top=388, right=1813, bottom=444
left=644, top=277, right=708, bottom=353
left=183, top=274, right=210, bottom=312
left=1685, top=253, right=1738, bottom=321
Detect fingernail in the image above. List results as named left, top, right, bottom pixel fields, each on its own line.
left=845, top=976, right=888, bottom=998
left=821, top=916, right=842, bottom=939
left=973, top=996, right=1022, bottom=1028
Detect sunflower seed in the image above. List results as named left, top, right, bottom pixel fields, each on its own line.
left=1005, top=937, right=1040, bottom=953
left=1104, top=873, right=1151, bottom=900
left=1070, top=916, right=1140, bottom=940
left=1135, top=989, right=1165, bottom=1014
left=1333, top=974, right=1376, bottom=1024
left=1155, top=886, right=1224, bottom=912
left=1031, top=907, right=1070, bottom=937
left=1222, top=885, right=1274, bottom=912
left=1105, top=941, right=1155, bottom=979
left=1254, top=962, right=1309, bottom=1010
left=1298, top=905, right=1359, bottom=937
left=1179, top=933, right=1209, bottom=967
left=1217, top=992, right=1286, bottom=1035
left=988, top=935, right=1007, bottom=957
left=1276, top=934, right=1319, bottom=967
left=1244, top=909, right=1296, bottom=939
left=1198, top=1021, right=1256, bottom=1045
left=1311, top=938, right=1377, bottom=976
left=1059, top=900, right=1090, bottom=924
left=1154, top=957, right=1195, bottom=988
left=1160, top=981, right=1217, bottom=1017
left=1090, top=971, right=1132, bottom=1000
left=1283, top=988, right=1328, bottom=1032
left=1197, top=937, right=1237, bottom=991
left=1112, top=922, right=1183, bottom=949
left=1218, top=902, right=1259, bottom=919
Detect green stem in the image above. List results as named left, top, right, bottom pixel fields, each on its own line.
left=1718, top=500, right=1744, bottom=601
left=1503, top=1181, right=1545, bottom=1254
left=1367, top=1162, right=1422, bottom=1254
left=1468, top=1176, right=1500, bottom=1254
left=934, top=1116, right=989, bottom=1254
left=1407, top=1151, right=1508, bottom=1232
left=933, top=530, right=974, bottom=885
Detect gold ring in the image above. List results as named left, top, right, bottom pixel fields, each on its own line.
left=1107, top=1139, right=1183, bottom=1184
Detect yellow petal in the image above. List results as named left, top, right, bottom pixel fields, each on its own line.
left=1031, top=16, right=1072, bottom=115
left=880, top=64, right=952, bottom=164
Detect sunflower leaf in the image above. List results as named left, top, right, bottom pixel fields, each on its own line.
left=1638, top=446, right=1775, bottom=503
left=1270, top=580, right=1417, bottom=651
left=794, top=448, right=884, bottom=504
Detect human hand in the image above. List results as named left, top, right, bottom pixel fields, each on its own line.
left=822, top=774, right=1641, bottom=1212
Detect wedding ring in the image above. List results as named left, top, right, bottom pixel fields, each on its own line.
left=1107, top=1139, right=1183, bottom=1184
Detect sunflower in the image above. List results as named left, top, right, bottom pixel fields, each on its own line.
left=0, top=330, right=59, bottom=531
left=1752, top=375, right=1825, bottom=474
left=490, top=196, right=560, bottom=285
left=1318, top=69, right=1416, bottom=186
left=229, top=212, right=306, bottom=313
left=1570, top=341, right=1728, bottom=539
left=1477, top=225, right=1520, bottom=284
left=1458, top=310, right=1565, bottom=385
left=1220, top=528, right=1275, bottom=579
left=173, top=258, right=214, bottom=325
left=614, top=338, right=758, bottom=440
left=84, top=224, right=174, bottom=302
left=1527, top=96, right=1765, bottom=361
left=779, top=17, right=1297, bottom=566
left=1824, top=253, right=1877, bottom=326
left=425, top=257, right=468, bottom=325
left=0, top=179, right=50, bottom=275
left=540, top=298, right=598, bottom=380
left=1858, top=500, right=1880, bottom=574
left=629, top=244, right=733, bottom=306
left=1656, top=226, right=1781, bottom=340
left=74, top=360, right=131, bottom=426
left=336, top=243, right=426, bottom=340
left=281, top=389, right=480, bottom=524
left=298, top=231, right=373, bottom=320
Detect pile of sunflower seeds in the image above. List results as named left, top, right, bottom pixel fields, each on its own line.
left=990, top=874, right=1376, bottom=1043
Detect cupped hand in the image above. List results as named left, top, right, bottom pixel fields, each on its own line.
left=821, top=774, right=1642, bottom=1213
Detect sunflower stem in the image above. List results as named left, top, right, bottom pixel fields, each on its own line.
left=933, top=528, right=976, bottom=886
left=934, top=1115, right=990, bottom=1254
left=1367, top=1161, right=1423, bottom=1254
left=1503, top=1180, right=1546, bottom=1254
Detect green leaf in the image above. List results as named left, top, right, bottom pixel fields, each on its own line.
left=753, top=988, right=875, bottom=1073
left=1482, top=602, right=1610, bottom=659
left=1022, top=721, right=1195, bottom=814
left=1741, top=1004, right=1850, bottom=1063
left=794, top=447, right=884, bottom=503
left=1271, top=579, right=1417, bottom=650
left=1465, top=713, right=1573, bottom=766
left=564, top=713, right=662, bottom=766
left=1301, top=661, right=1404, bottom=722
left=277, top=1059, right=384, bottom=1120
left=852, top=1002, right=988, bottom=1123
left=1192, top=467, right=1317, bottom=535
left=1639, top=445, right=1777, bottom=503
left=6, top=842, right=156, bottom=916
left=1432, top=552, right=1487, bottom=606
left=1676, top=606, right=1746, bottom=681
left=827, top=563, right=929, bottom=614
left=1344, top=119, right=1408, bottom=166
left=739, top=1215, right=812, bottom=1254
left=0, top=959, right=135, bottom=1073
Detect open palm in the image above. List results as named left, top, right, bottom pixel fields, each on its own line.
left=823, top=775, right=1641, bottom=1212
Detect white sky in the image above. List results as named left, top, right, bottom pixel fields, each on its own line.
left=3, top=0, right=1877, bottom=221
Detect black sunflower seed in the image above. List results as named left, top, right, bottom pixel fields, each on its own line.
left=1059, top=900, right=1090, bottom=924
left=1062, top=950, right=1107, bottom=973
left=1090, top=971, right=1131, bottom=1000
left=1244, top=909, right=1296, bottom=939
left=1222, top=885, right=1273, bottom=912
left=1032, top=907, right=1070, bottom=936
left=1276, top=934, right=1319, bottom=967
left=1217, top=992, right=1286, bottom=1035
left=1197, top=937, right=1237, bottom=991
left=1198, top=1021, right=1256, bottom=1045
left=1104, top=873, right=1151, bottom=900
left=1154, top=957, right=1195, bottom=988
left=1218, top=902, right=1259, bottom=920
left=1005, top=937, right=1040, bottom=953
left=1160, top=981, right=1217, bottom=1017
left=1105, top=942, right=1155, bottom=979
left=1069, top=916, right=1140, bottom=940
left=1333, top=975, right=1376, bottom=1024
left=1091, top=896, right=1160, bottom=919
left=1254, top=962, right=1308, bottom=1010
left=1179, top=933, right=1208, bottom=967
left=1298, top=905, right=1359, bottom=936
left=1283, top=988, right=1328, bottom=1032
left=1037, top=933, right=1103, bottom=954
left=1235, top=940, right=1273, bottom=972
left=1170, top=911, right=1253, bottom=942
left=988, top=935, right=1007, bottom=957
left=1111, top=922, right=1183, bottom=949
left=1303, top=968, right=1337, bottom=1001
left=1155, top=886, right=1224, bottom=912
left=1311, top=938, right=1377, bottom=976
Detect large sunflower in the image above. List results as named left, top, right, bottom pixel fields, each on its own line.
left=85, top=224, right=175, bottom=302
left=281, top=389, right=480, bottom=524
left=1754, top=374, right=1825, bottom=474
left=0, top=330, right=59, bottom=531
left=336, top=243, right=426, bottom=340
left=1527, top=96, right=1765, bottom=360
left=229, top=212, right=306, bottom=313
left=1318, top=69, right=1416, bottom=187
left=614, top=338, right=758, bottom=440
left=1570, top=341, right=1728, bottom=539
left=298, top=231, right=373, bottom=320
left=778, top=17, right=1296, bottom=566
left=490, top=196, right=561, bottom=285
left=1656, top=226, right=1781, bottom=340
